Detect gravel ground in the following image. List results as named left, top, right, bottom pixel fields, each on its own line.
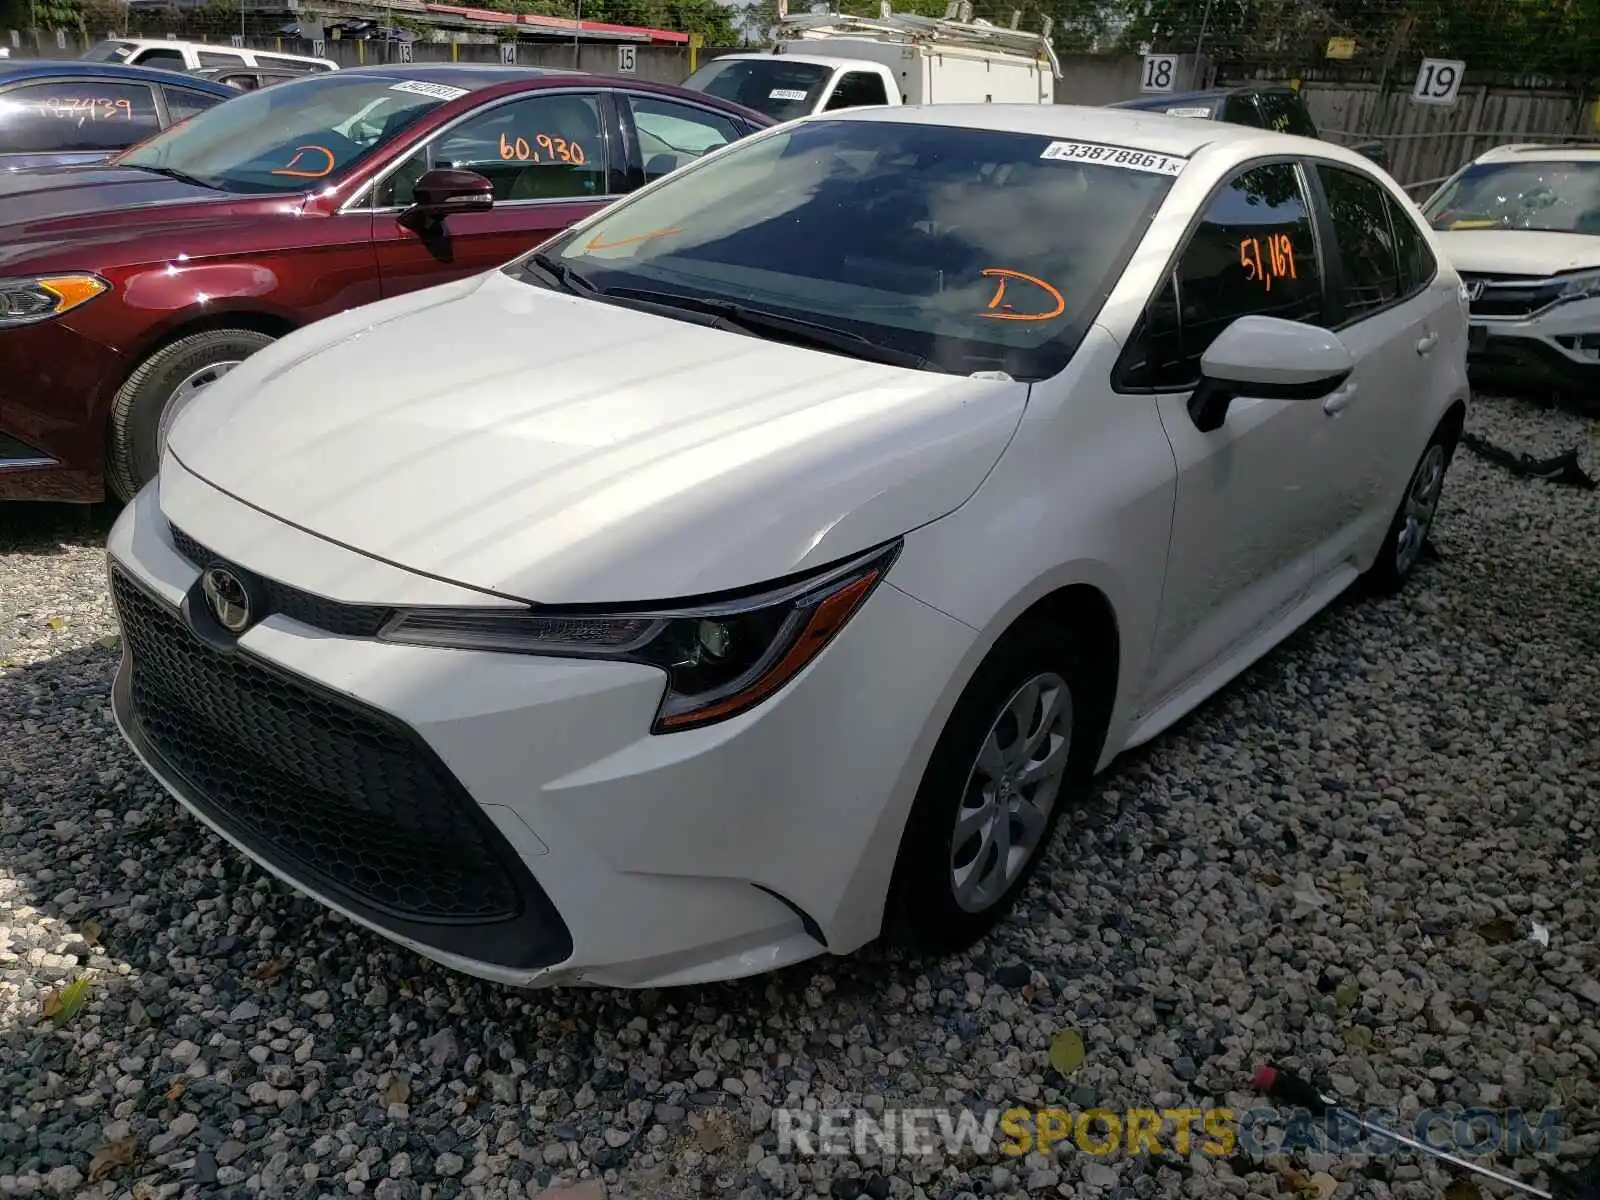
left=2, top=393, right=1598, bottom=1200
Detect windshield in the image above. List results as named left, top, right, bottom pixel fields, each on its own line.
left=115, top=73, right=459, bottom=193
left=519, top=119, right=1180, bottom=380
left=82, top=40, right=137, bottom=63
left=1425, top=160, right=1600, bottom=234
left=681, top=58, right=832, bottom=121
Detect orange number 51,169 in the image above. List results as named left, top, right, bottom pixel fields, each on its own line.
left=1239, top=233, right=1298, bottom=292
left=500, top=131, right=587, bottom=165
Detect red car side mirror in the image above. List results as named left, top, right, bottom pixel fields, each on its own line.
left=402, top=168, right=494, bottom=227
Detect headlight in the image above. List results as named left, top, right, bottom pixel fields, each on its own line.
left=377, top=541, right=901, bottom=732
left=1558, top=269, right=1600, bottom=302
left=0, top=274, right=110, bottom=328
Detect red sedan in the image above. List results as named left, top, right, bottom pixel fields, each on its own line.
left=0, top=64, right=771, bottom=502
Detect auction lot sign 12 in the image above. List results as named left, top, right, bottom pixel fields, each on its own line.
left=1413, top=57, right=1465, bottom=105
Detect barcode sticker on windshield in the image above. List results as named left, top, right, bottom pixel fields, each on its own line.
left=769, top=88, right=809, bottom=100
left=1039, top=140, right=1186, bottom=175
left=390, top=80, right=469, bottom=101
left=1164, top=106, right=1214, bottom=118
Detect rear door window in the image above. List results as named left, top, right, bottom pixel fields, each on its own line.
left=825, top=71, right=889, bottom=111
left=0, top=80, right=162, bottom=152
left=163, top=86, right=225, bottom=122
left=197, top=50, right=248, bottom=68
left=1315, top=162, right=1401, bottom=321
left=626, top=94, right=741, bottom=182
left=131, top=48, right=188, bottom=70
left=1388, top=193, right=1438, bottom=296
left=1256, top=90, right=1318, bottom=137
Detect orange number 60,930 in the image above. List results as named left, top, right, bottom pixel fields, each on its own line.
left=499, top=131, right=586, bottom=165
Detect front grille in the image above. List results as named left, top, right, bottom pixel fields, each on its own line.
left=169, top=525, right=391, bottom=637
left=112, top=568, right=529, bottom=926
left=1459, top=272, right=1568, bottom=319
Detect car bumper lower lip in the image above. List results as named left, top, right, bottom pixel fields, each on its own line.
left=1468, top=325, right=1600, bottom=390
left=105, top=481, right=977, bottom=986
left=0, top=321, right=123, bottom=502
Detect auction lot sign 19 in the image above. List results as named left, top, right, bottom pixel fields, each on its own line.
left=1413, top=57, right=1466, bottom=105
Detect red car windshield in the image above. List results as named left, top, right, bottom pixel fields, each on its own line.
left=116, top=72, right=460, bottom=194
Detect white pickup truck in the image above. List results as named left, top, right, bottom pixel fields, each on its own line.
left=681, top=12, right=1060, bottom=122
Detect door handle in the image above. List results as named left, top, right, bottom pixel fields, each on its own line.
left=1415, top=331, right=1439, bottom=355
left=1323, top=383, right=1358, bottom=415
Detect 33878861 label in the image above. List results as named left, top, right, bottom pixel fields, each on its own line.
left=1038, top=140, right=1186, bottom=176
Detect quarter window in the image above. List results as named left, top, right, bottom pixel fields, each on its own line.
left=1123, top=161, right=1324, bottom=390
left=1316, top=163, right=1400, bottom=321
left=629, top=94, right=740, bottom=182
left=0, top=81, right=161, bottom=153
left=415, top=92, right=606, bottom=203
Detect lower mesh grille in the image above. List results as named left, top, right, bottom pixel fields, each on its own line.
left=111, top=568, right=527, bottom=925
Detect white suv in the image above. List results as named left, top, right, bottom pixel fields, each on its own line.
left=1424, top=143, right=1600, bottom=395
left=82, top=38, right=337, bottom=75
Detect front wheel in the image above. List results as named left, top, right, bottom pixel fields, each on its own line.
left=1364, top=425, right=1457, bottom=595
left=107, top=328, right=276, bottom=502
left=885, top=623, right=1093, bottom=955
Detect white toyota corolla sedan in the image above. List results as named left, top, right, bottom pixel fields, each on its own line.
left=107, top=105, right=1469, bottom=988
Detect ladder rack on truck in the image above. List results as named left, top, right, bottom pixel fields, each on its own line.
left=772, top=12, right=1063, bottom=78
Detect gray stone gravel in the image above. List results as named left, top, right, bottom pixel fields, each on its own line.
left=1, top=394, right=1597, bottom=1200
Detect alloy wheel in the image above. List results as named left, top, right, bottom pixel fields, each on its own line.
left=949, top=672, right=1073, bottom=914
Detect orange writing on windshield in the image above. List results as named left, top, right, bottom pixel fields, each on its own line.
left=1240, top=233, right=1298, bottom=291
left=500, top=131, right=588, bottom=165
left=584, top=227, right=684, bottom=252
left=979, top=267, right=1065, bottom=322
left=271, top=145, right=337, bottom=179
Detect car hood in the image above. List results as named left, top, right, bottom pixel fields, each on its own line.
left=1433, top=229, right=1600, bottom=275
left=168, top=270, right=1030, bottom=605
left=0, top=164, right=247, bottom=268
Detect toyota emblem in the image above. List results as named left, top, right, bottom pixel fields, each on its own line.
left=201, top=566, right=253, bottom=634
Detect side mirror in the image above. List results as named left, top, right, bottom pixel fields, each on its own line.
left=401, top=168, right=494, bottom=228
left=1190, top=315, right=1354, bottom=432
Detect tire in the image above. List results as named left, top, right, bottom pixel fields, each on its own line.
left=106, top=328, right=276, bottom=503
left=1363, top=422, right=1459, bottom=596
left=885, top=622, right=1098, bottom=955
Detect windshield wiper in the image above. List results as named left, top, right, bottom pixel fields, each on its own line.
left=599, top=285, right=936, bottom=371
left=122, top=163, right=214, bottom=189
left=522, top=251, right=602, bottom=297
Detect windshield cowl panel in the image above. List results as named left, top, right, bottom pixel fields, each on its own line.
left=115, top=74, right=457, bottom=196
left=515, top=119, right=1179, bottom=382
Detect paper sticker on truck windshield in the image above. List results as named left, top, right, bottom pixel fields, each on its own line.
left=1039, top=140, right=1186, bottom=175
left=769, top=88, right=809, bottom=100
left=391, top=80, right=469, bottom=101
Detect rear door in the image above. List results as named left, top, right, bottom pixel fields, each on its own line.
left=0, top=76, right=163, bottom=166
left=1302, top=158, right=1445, bottom=580
left=370, top=88, right=622, bottom=297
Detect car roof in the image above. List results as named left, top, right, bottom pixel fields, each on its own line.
left=708, top=53, right=863, bottom=70
left=96, top=36, right=330, bottom=60
left=1110, top=83, right=1292, bottom=111
left=335, top=63, right=583, bottom=90
left=820, top=102, right=1264, bottom=156
left=1474, top=142, right=1600, bottom=164
left=0, top=58, right=235, bottom=91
